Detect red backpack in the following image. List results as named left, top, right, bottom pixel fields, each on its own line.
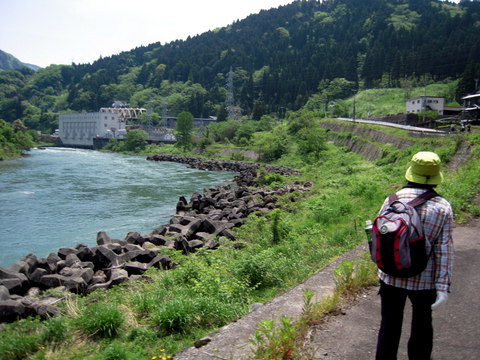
left=370, top=190, right=437, bottom=278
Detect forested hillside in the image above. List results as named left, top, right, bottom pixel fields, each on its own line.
left=1, top=0, right=480, bottom=133
left=0, top=50, right=40, bottom=72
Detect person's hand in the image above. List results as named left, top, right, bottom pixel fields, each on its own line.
left=431, top=291, right=448, bottom=310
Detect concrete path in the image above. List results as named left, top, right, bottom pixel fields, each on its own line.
left=174, top=216, right=480, bottom=360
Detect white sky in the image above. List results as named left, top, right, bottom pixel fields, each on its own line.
left=0, top=0, right=462, bottom=69
left=0, top=0, right=293, bottom=68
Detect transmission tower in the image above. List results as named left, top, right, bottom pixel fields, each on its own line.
left=226, top=67, right=236, bottom=120
left=160, top=100, right=169, bottom=127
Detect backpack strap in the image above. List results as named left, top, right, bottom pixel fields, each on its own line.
left=387, top=190, right=437, bottom=207
left=388, top=193, right=399, bottom=204
left=407, top=190, right=437, bottom=207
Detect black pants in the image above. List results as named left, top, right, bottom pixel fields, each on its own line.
left=376, top=281, right=437, bottom=360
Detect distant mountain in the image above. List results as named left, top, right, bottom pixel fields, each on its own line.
left=0, top=50, right=41, bottom=71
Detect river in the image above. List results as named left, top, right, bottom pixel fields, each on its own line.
left=0, top=148, right=236, bottom=267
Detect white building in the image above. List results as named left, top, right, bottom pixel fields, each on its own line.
left=58, top=112, right=125, bottom=147
left=406, top=96, right=445, bottom=115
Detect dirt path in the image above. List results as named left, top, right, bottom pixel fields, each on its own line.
left=447, top=140, right=473, bottom=173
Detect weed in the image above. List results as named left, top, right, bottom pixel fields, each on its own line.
left=334, top=256, right=378, bottom=297
left=77, top=303, right=124, bottom=338
left=235, top=251, right=282, bottom=289
left=256, top=168, right=286, bottom=186
left=250, top=317, right=297, bottom=360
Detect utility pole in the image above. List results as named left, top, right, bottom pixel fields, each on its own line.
left=353, top=95, right=356, bottom=121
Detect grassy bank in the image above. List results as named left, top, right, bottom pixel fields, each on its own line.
left=1, top=119, right=479, bottom=360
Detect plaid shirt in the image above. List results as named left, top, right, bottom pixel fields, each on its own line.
left=378, top=187, right=454, bottom=292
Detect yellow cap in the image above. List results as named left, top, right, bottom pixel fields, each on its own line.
left=405, top=151, right=443, bottom=185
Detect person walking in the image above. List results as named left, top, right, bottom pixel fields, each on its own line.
left=375, top=151, right=454, bottom=360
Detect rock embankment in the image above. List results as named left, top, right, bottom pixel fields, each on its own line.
left=0, top=155, right=310, bottom=323
left=146, top=153, right=301, bottom=186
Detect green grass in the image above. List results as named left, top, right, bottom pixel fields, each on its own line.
left=0, top=115, right=478, bottom=359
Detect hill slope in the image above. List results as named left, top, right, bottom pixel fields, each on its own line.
left=0, top=49, right=40, bottom=71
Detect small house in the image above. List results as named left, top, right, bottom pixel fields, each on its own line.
left=406, top=96, right=445, bottom=115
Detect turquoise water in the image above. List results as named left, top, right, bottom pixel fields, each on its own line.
left=0, top=148, right=235, bottom=267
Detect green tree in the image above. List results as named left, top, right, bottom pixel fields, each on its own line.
left=286, top=110, right=316, bottom=135
left=317, top=78, right=356, bottom=113
left=252, top=125, right=289, bottom=162
left=176, top=111, right=194, bottom=150
left=235, top=121, right=257, bottom=145
left=297, top=126, right=327, bottom=162
left=123, top=129, right=148, bottom=151
left=216, top=106, right=228, bottom=122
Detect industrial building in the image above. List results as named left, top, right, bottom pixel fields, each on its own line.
left=58, top=112, right=126, bottom=148
left=58, top=106, right=145, bottom=148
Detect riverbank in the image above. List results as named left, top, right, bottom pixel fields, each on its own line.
left=0, top=155, right=309, bottom=323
